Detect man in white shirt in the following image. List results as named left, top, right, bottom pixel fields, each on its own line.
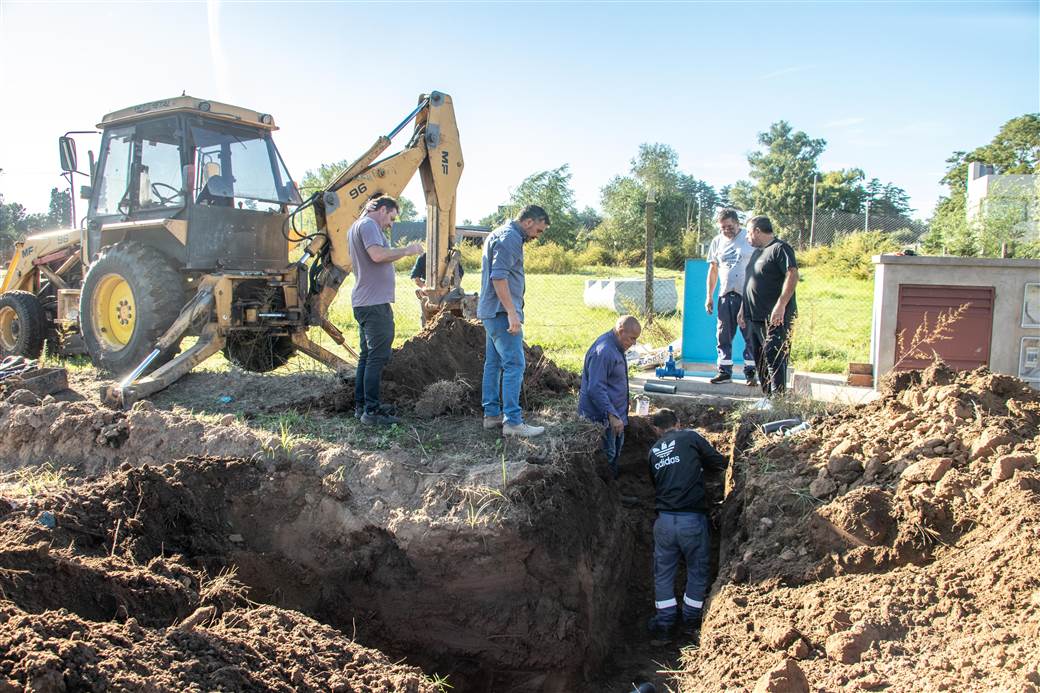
left=705, top=208, right=756, bottom=386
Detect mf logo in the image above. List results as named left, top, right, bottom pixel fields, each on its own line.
left=441, top=151, right=449, bottom=175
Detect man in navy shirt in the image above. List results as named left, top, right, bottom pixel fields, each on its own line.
left=477, top=205, right=550, bottom=437
left=579, top=315, right=641, bottom=478
left=646, top=408, right=727, bottom=642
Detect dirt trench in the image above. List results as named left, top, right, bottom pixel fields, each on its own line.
left=0, top=405, right=659, bottom=691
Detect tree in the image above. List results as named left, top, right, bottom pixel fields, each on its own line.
left=595, top=143, right=719, bottom=261
left=864, top=178, right=912, bottom=219
left=47, top=187, right=72, bottom=228
left=816, top=168, right=866, bottom=213
left=734, top=121, right=826, bottom=239
left=479, top=165, right=581, bottom=247
left=925, top=113, right=1039, bottom=256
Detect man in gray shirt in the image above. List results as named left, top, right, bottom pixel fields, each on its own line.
left=477, top=204, right=549, bottom=437
left=348, top=196, right=423, bottom=425
left=705, top=207, right=756, bottom=386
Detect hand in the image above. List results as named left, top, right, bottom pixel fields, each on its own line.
left=608, top=413, right=624, bottom=435
left=406, top=243, right=424, bottom=256
left=705, top=297, right=714, bottom=315
left=737, top=308, right=746, bottom=330
left=506, top=310, right=522, bottom=335
left=769, top=303, right=785, bottom=327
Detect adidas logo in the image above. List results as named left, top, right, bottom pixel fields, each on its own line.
left=652, top=440, right=676, bottom=459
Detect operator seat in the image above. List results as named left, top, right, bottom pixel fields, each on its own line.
left=196, top=174, right=233, bottom=207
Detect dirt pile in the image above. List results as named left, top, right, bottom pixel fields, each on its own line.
left=680, top=364, right=1040, bottom=692
left=381, top=313, right=578, bottom=414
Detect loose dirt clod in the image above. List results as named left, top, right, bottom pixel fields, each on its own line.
left=679, top=364, right=1040, bottom=692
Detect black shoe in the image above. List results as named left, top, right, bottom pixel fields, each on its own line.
left=679, top=611, right=703, bottom=638
left=360, top=412, right=401, bottom=426
left=356, top=403, right=396, bottom=419
left=709, top=372, right=732, bottom=384
left=744, top=374, right=758, bottom=387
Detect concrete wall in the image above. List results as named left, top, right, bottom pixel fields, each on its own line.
left=871, top=255, right=1040, bottom=386
left=965, top=162, right=1038, bottom=239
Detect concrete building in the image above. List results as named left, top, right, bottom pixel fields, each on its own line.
left=966, top=162, right=1039, bottom=240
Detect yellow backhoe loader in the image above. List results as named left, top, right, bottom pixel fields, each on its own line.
left=0, top=91, right=466, bottom=407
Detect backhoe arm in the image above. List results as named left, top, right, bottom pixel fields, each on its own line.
left=302, top=91, right=463, bottom=319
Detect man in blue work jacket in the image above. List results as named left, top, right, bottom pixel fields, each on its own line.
left=477, top=205, right=550, bottom=437
left=578, top=315, right=642, bottom=478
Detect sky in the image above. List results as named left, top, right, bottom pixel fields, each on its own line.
left=0, top=0, right=1037, bottom=227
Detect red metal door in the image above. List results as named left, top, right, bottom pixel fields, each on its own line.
left=894, top=284, right=995, bottom=371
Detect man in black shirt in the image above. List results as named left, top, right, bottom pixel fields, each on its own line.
left=647, top=408, right=727, bottom=641
left=738, top=215, right=798, bottom=396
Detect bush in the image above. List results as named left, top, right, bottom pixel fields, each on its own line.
left=574, top=241, right=615, bottom=267
left=524, top=241, right=575, bottom=274
left=803, top=231, right=899, bottom=280
left=459, top=239, right=482, bottom=272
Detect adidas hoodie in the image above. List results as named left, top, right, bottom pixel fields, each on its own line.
left=648, top=429, right=727, bottom=514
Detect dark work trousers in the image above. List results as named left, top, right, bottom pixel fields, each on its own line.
left=716, top=292, right=756, bottom=377
left=353, top=303, right=395, bottom=414
left=748, top=320, right=790, bottom=396
left=650, top=511, right=710, bottom=627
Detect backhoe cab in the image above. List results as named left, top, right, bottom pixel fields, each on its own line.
left=0, top=92, right=467, bottom=407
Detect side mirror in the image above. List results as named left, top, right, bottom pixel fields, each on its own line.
left=59, top=136, right=77, bottom=172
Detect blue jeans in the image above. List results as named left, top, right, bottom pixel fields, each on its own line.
left=652, top=512, right=710, bottom=625
left=603, top=427, right=624, bottom=479
left=716, top=292, right=755, bottom=377
left=482, top=313, right=526, bottom=425
left=353, top=303, right=395, bottom=414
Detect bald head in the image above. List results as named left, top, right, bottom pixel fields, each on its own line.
left=614, top=315, right=641, bottom=350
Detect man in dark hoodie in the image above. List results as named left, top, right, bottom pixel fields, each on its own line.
left=646, top=408, right=727, bottom=641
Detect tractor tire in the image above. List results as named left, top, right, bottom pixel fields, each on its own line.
left=80, top=242, right=185, bottom=375
left=223, top=331, right=295, bottom=373
left=0, top=290, right=47, bottom=359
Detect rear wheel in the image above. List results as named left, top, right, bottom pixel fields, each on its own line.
left=0, top=291, right=46, bottom=359
left=80, top=242, right=185, bottom=374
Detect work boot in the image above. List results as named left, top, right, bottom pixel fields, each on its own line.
left=483, top=414, right=503, bottom=430
left=679, top=609, right=703, bottom=638
left=360, top=411, right=401, bottom=426
left=502, top=422, right=545, bottom=437
left=647, top=614, right=675, bottom=645
left=709, top=372, right=732, bottom=384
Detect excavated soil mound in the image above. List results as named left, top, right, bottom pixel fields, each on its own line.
left=678, top=364, right=1040, bottom=692
left=381, top=313, right=578, bottom=414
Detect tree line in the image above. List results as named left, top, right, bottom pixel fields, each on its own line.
left=0, top=187, right=72, bottom=257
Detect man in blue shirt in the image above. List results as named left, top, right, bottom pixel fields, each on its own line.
left=579, top=315, right=641, bottom=478
left=477, top=205, right=549, bottom=437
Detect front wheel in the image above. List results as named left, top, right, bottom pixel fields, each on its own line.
left=79, top=242, right=185, bottom=375
left=0, top=290, right=46, bottom=359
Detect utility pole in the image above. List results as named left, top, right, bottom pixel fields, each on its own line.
left=645, top=188, right=656, bottom=322
left=809, top=173, right=818, bottom=246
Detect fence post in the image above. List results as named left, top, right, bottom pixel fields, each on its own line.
left=645, top=188, right=656, bottom=321
left=864, top=197, right=870, bottom=234
left=809, top=173, right=817, bottom=246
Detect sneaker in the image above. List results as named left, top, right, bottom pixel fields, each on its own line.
left=360, top=412, right=400, bottom=426
left=483, top=415, right=504, bottom=429
left=356, top=403, right=396, bottom=419
left=502, top=422, right=545, bottom=437
left=709, top=372, right=732, bottom=384
left=745, top=374, right=758, bottom=387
